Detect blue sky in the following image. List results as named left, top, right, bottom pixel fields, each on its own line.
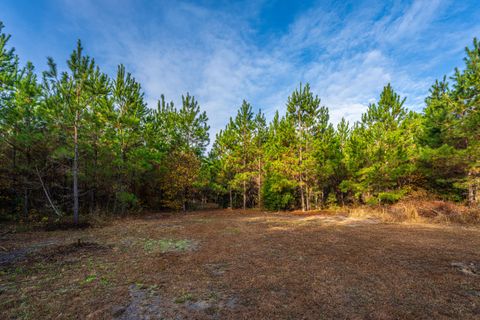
left=1, top=0, right=479, bottom=137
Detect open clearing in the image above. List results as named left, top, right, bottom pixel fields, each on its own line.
left=1, top=210, right=480, bottom=319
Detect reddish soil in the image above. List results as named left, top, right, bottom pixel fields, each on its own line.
left=1, top=209, right=479, bottom=319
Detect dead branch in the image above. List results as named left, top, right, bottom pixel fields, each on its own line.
left=35, top=166, right=63, bottom=217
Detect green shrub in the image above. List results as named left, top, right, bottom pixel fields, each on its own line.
left=377, top=189, right=407, bottom=204
left=262, top=172, right=296, bottom=211
left=326, top=193, right=338, bottom=208
left=366, top=197, right=379, bottom=206
left=116, top=191, right=138, bottom=209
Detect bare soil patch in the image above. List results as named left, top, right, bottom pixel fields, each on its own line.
left=1, top=209, right=480, bottom=319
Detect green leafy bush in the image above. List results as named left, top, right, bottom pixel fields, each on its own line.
left=116, top=191, right=138, bottom=209
left=326, top=193, right=338, bottom=208
left=377, top=189, right=407, bottom=204
left=262, top=172, right=296, bottom=211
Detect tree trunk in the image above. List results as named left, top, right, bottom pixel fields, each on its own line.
left=258, top=158, right=262, bottom=209
left=12, top=144, right=18, bottom=218
left=23, top=188, right=29, bottom=219
left=229, top=187, right=233, bottom=209
left=299, top=126, right=305, bottom=212
left=467, top=170, right=478, bottom=207
left=242, top=152, right=247, bottom=210
left=91, top=137, right=98, bottom=213
left=300, top=181, right=305, bottom=211
left=306, top=187, right=310, bottom=211
left=24, top=149, right=31, bottom=220
left=243, top=180, right=246, bottom=210
left=468, top=186, right=473, bottom=205
left=182, top=187, right=187, bottom=212
left=73, top=115, right=79, bottom=224
left=304, top=137, right=310, bottom=211
left=183, top=188, right=187, bottom=212
left=113, top=195, right=117, bottom=214
left=36, top=166, right=62, bottom=217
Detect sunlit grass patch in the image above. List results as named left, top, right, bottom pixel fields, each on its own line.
left=143, top=238, right=196, bottom=253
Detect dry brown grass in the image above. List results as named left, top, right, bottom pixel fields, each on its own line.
left=345, top=200, right=480, bottom=225
left=1, top=209, right=480, bottom=319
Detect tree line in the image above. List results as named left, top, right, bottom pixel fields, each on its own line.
left=0, top=22, right=210, bottom=222
left=210, top=40, right=479, bottom=211
left=0, top=22, right=478, bottom=222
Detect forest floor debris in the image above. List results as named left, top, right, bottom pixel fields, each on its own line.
left=115, top=284, right=164, bottom=320
left=451, top=262, right=479, bottom=276
left=1, top=209, right=480, bottom=319
left=0, top=240, right=60, bottom=266
left=143, top=238, right=197, bottom=254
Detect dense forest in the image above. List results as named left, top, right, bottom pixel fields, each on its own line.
left=0, top=21, right=479, bottom=223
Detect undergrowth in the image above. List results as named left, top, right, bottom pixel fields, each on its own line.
left=345, top=200, right=480, bottom=224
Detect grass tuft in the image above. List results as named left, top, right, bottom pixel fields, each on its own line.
left=174, top=292, right=195, bottom=304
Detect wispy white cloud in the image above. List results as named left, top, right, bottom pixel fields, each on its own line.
left=383, top=0, right=444, bottom=43
left=48, top=0, right=479, bottom=139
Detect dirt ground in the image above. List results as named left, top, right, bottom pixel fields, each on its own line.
left=1, top=209, right=479, bottom=319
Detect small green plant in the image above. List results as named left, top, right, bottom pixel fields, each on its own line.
left=116, top=191, right=138, bottom=209
left=100, top=277, right=110, bottom=286
left=175, top=292, right=194, bottom=304
left=377, top=189, right=408, bottom=204
left=82, top=274, right=97, bottom=284
left=366, top=197, right=379, bottom=206
left=326, top=193, right=338, bottom=208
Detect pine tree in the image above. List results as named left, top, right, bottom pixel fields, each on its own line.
left=421, top=39, right=480, bottom=205
left=82, top=66, right=111, bottom=212
left=253, top=110, right=267, bottom=208
left=177, top=93, right=210, bottom=155
left=0, top=21, right=21, bottom=216
left=231, top=101, right=256, bottom=210
left=211, top=122, right=236, bottom=208
left=311, top=106, right=335, bottom=208
left=43, top=40, right=104, bottom=223
left=286, top=83, right=322, bottom=211
left=262, top=111, right=298, bottom=210
left=344, top=84, right=418, bottom=204
left=111, top=64, right=147, bottom=213
left=452, top=39, right=480, bottom=206
left=331, top=118, right=350, bottom=205
left=9, top=62, right=42, bottom=218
